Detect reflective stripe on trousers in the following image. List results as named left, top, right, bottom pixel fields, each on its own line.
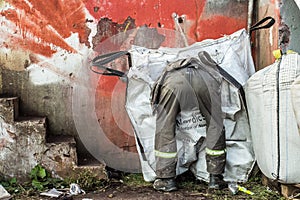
left=206, top=148, right=226, bottom=156
left=155, top=150, right=177, bottom=159
left=154, top=58, right=226, bottom=178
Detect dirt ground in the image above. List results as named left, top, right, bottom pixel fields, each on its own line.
left=13, top=174, right=284, bottom=200
left=69, top=182, right=243, bottom=200
left=73, top=185, right=213, bottom=200
left=28, top=182, right=281, bottom=200
left=71, top=180, right=285, bottom=200
left=22, top=182, right=254, bottom=200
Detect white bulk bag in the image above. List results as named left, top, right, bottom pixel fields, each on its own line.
left=245, top=53, right=300, bottom=184
left=125, top=29, right=255, bottom=182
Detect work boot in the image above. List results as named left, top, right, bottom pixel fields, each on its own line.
left=153, top=178, right=178, bottom=192
left=208, top=174, right=227, bottom=190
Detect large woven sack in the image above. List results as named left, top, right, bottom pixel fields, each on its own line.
left=245, top=53, right=300, bottom=184
left=126, top=29, right=255, bottom=182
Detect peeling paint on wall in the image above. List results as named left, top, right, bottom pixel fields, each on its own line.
left=0, top=49, right=31, bottom=71
left=0, top=0, right=89, bottom=57
left=255, top=0, right=280, bottom=70
left=0, top=0, right=250, bottom=172
left=0, top=117, right=15, bottom=149
left=197, top=0, right=247, bottom=40
left=280, top=0, right=300, bottom=53
left=92, top=17, right=136, bottom=49
left=0, top=0, right=248, bottom=58
left=84, top=0, right=201, bottom=30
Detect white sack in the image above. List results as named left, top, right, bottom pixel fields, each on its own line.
left=245, top=53, right=300, bottom=184
left=126, top=29, right=255, bottom=183
left=291, top=76, right=300, bottom=134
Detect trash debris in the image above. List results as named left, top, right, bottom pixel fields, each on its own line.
left=0, top=184, right=11, bottom=200
left=238, top=186, right=254, bottom=195
left=228, top=182, right=254, bottom=195
left=228, top=182, right=239, bottom=195
left=69, top=183, right=85, bottom=195
left=40, top=188, right=64, bottom=198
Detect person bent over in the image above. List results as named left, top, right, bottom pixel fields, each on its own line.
left=151, top=51, right=227, bottom=192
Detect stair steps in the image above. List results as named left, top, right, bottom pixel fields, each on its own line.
left=0, top=96, right=106, bottom=181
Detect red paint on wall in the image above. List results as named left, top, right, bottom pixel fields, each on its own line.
left=88, top=0, right=248, bottom=153
left=1, top=0, right=250, bottom=159
left=1, top=0, right=247, bottom=57
left=95, top=76, right=136, bottom=152
left=84, top=0, right=246, bottom=42
left=10, top=37, right=57, bottom=56
left=1, top=0, right=89, bottom=57
left=83, top=0, right=205, bottom=32
left=196, top=15, right=247, bottom=41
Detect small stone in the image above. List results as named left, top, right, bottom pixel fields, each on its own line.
left=108, top=193, right=114, bottom=198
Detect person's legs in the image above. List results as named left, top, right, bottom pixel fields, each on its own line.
left=153, top=67, right=200, bottom=191
left=153, top=72, right=181, bottom=192
left=192, top=61, right=227, bottom=190
left=154, top=88, right=179, bottom=179
left=153, top=54, right=227, bottom=191
left=166, top=65, right=226, bottom=189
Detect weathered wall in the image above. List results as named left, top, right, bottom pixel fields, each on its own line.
left=280, top=0, right=300, bottom=53
left=253, top=0, right=280, bottom=70
left=0, top=0, right=250, bottom=171
left=254, top=0, right=300, bottom=70
left=0, top=97, right=78, bottom=180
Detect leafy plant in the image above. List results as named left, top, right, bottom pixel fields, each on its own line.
left=29, top=164, right=66, bottom=191
left=29, top=164, right=50, bottom=190
left=0, top=177, right=18, bottom=193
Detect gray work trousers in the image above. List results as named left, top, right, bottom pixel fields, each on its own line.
left=154, top=57, right=226, bottom=179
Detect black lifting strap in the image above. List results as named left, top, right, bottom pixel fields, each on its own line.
left=90, top=51, right=132, bottom=77
left=90, top=51, right=149, bottom=159
left=250, top=16, right=275, bottom=34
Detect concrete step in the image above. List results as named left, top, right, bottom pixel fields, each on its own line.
left=42, top=135, right=77, bottom=177
left=0, top=97, right=19, bottom=123
left=0, top=96, right=106, bottom=181
left=0, top=116, right=48, bottom=180
left=14, top=116, right=47, bottom=138
left=44, top=135, right=106, bottom=180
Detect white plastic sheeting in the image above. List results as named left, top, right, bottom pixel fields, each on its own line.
left=245, top=53, right=300, bottom=184
left=125, top=29, right=256, bottom=182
